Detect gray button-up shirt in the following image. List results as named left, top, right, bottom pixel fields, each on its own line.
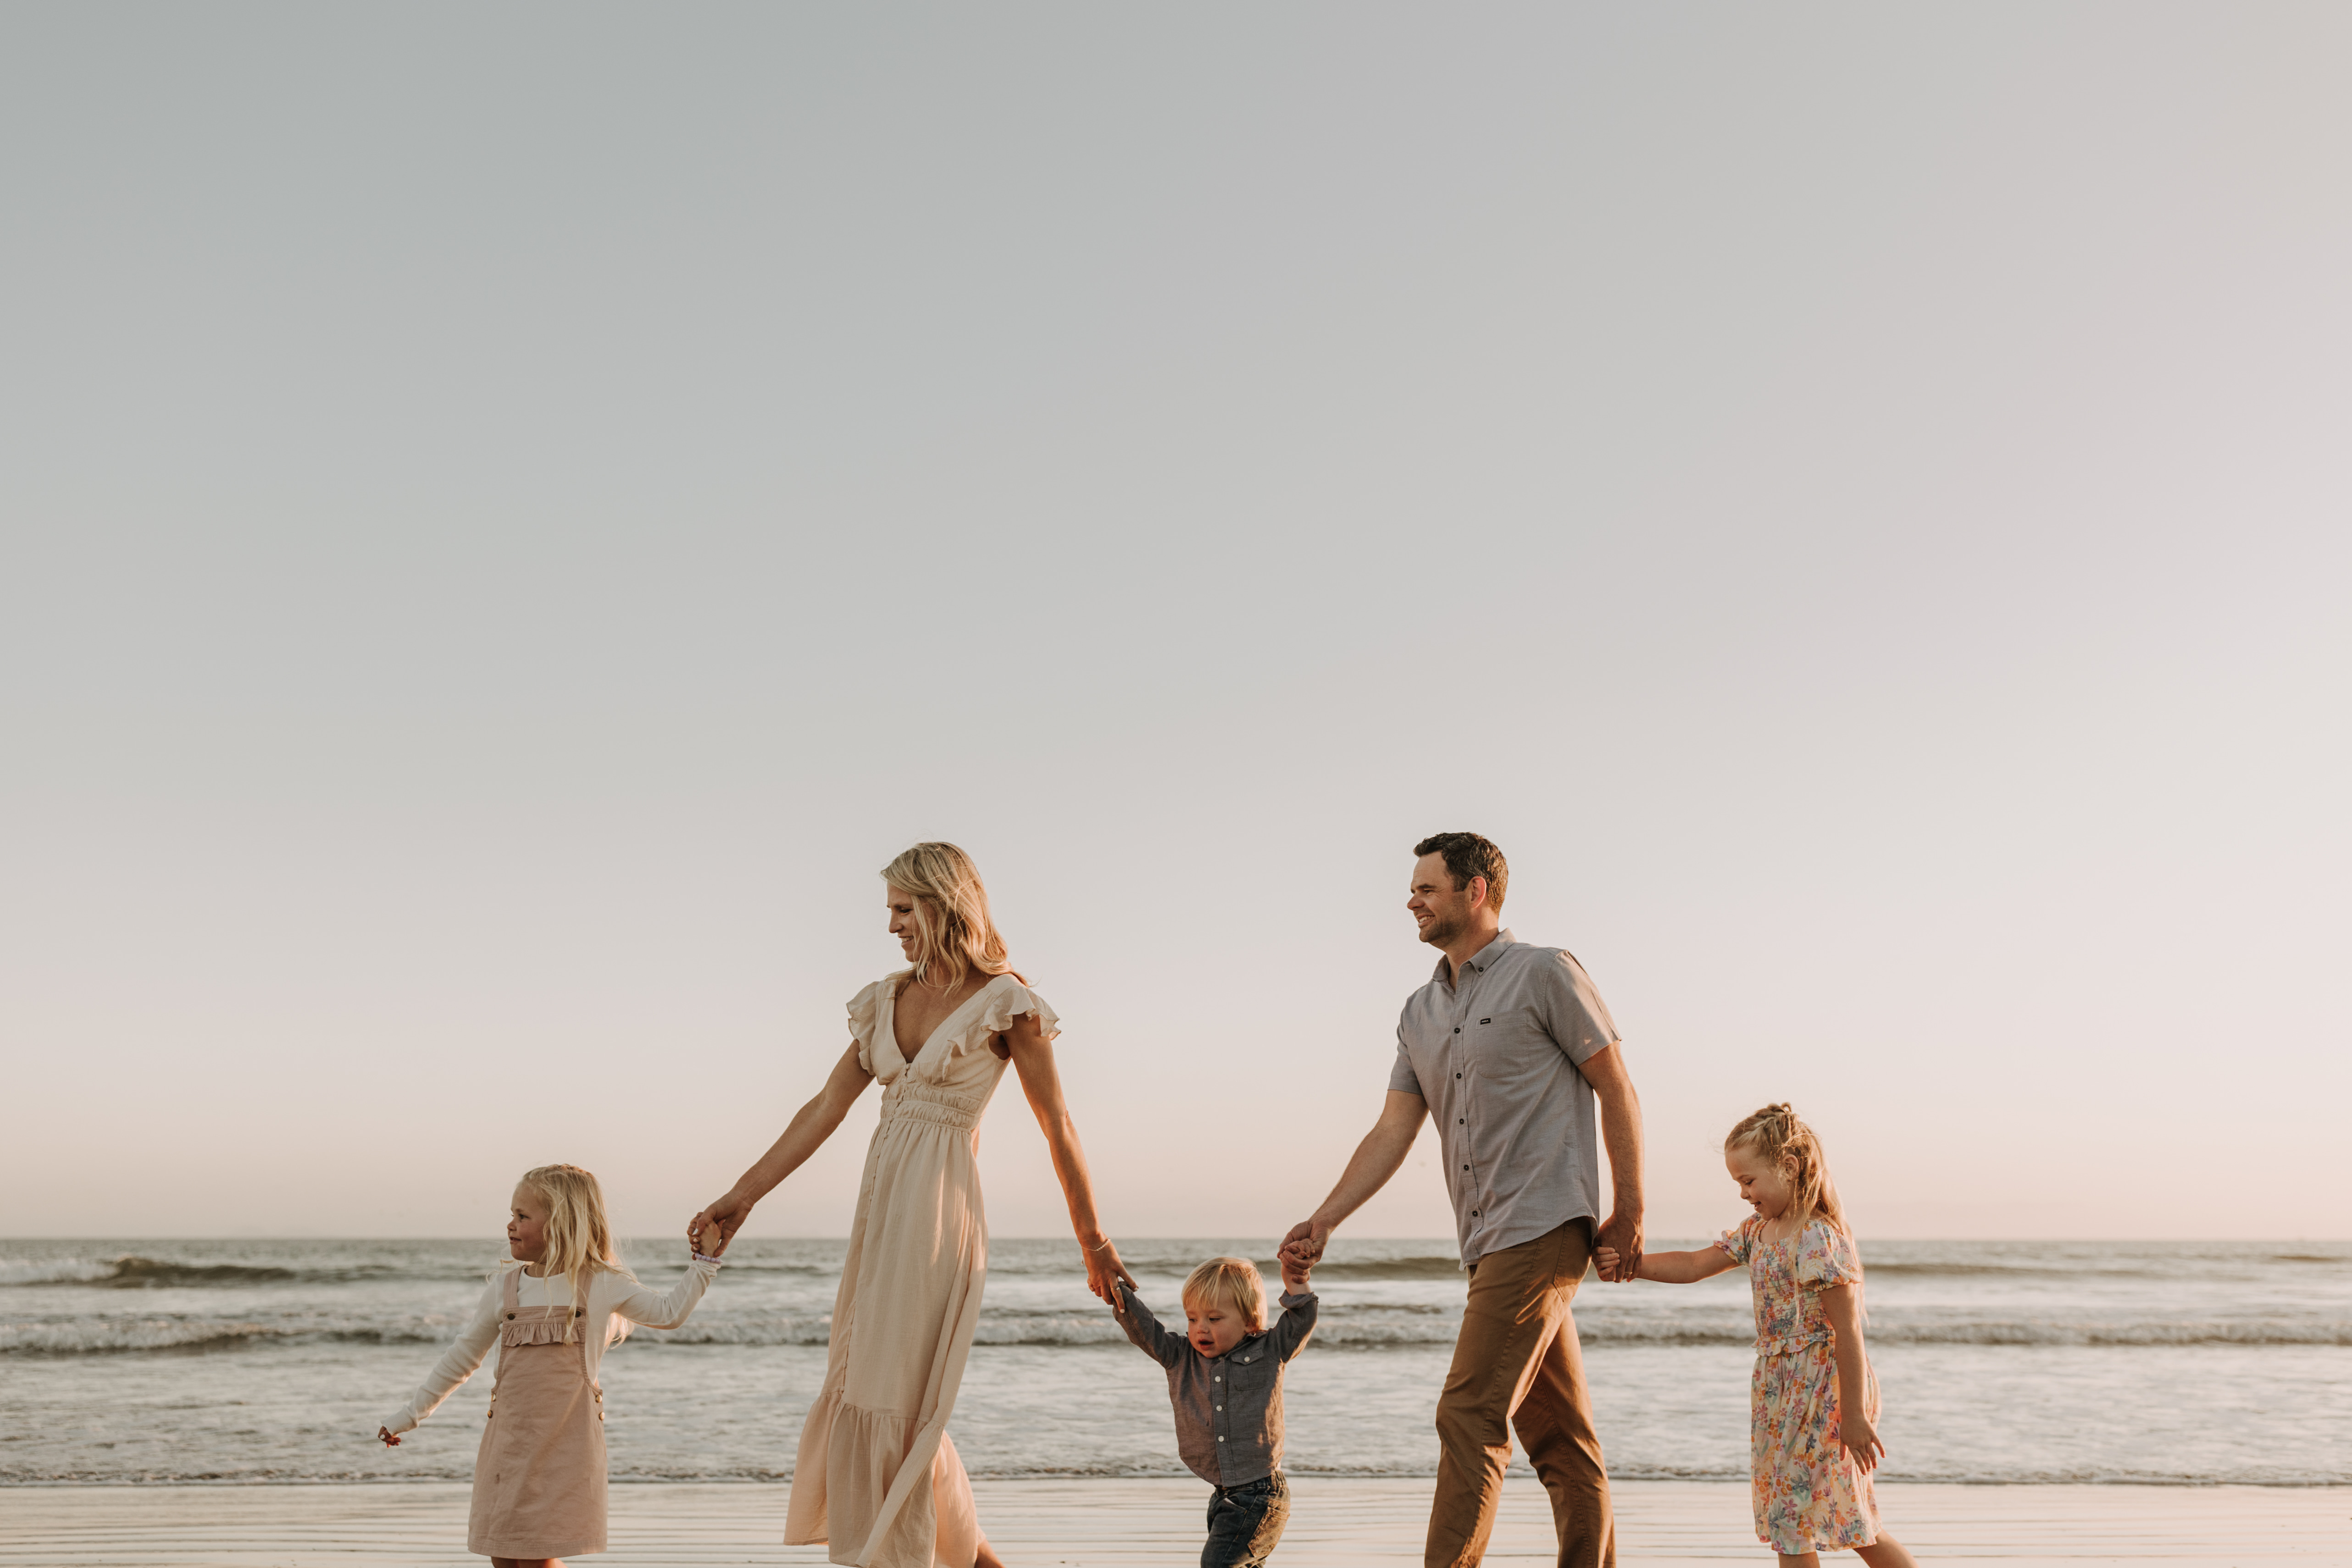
left=1111, top=1281, right=1317, bottom=1487
left=1387, top=930, right=1621, bottom=1266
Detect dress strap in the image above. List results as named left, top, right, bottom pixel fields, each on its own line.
left=502, top=1266, right=520, bottom=1318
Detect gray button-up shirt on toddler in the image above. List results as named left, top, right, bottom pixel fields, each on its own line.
left=1387, top=929, right=1622, bottom=1267
left=1111, top=1281, right=1317, bottom=1487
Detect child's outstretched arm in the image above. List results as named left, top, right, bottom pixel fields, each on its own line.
left=1269, top=1264, right=1319, bottom=1362
left=607, top=1237, right=724, bottom=1332
left=378, top=1273, right=506, bottom=1443
left=1108, top=1279, right=1186, bottom=1369
left=1819, top=1284, right=1885, bottom=1471
left=1595, top=1241, right=1738, bottom=1284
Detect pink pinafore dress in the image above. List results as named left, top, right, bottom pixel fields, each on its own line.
left=468, top=1268, right=609, bottom=1559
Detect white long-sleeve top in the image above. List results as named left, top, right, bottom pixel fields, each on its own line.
left=381, top=1256, right=718, bottom=1436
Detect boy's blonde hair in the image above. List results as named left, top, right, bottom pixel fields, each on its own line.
left=1725, top=1103, right=1855, bottom=1248
left=517, top=1164, right=635, bottom=1339
left=1182, top=1256, right=1268, bottom=1332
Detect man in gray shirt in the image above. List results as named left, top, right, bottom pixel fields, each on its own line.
left=1281, top=832, right=1644, bottom=1568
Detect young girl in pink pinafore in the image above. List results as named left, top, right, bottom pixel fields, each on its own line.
left=377, top=1164, right=721, bottom=1568
left=1599, top=1106, right=1920, bottom=1568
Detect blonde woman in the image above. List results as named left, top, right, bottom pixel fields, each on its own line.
left=377, top=1164, right=721, bottom=1568
left=690, top=842, right=1132, bottom=1568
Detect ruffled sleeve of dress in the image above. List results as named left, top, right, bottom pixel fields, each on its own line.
left=846, top=979, right=891, bottom=1077
left=1717, top=1215, right=1759, bottom=1266
left=951, top=975, right=1059, bottom=1056
left=1794, top=1220, right=1863, bottom=1290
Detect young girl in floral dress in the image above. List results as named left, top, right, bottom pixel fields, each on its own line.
left=1599, top=1105, right=1918, bottom=1568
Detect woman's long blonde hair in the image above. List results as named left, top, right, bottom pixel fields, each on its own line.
left=882, top=842, right=1020, bottom=990
left=517, top=1164, right=635, bottom=1337
left=1725, top=1103, right=1855, bottom=1247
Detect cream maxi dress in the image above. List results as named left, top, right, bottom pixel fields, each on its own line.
left=785, top=970, right=1056, bottom=1568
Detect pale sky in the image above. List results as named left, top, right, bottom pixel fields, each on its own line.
left=3, top=6, right=2346, bottom=1243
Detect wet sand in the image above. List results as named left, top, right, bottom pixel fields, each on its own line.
left=2, top=1477, right=2346, bottom=1566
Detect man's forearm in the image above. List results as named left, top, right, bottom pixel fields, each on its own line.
left=1312, top=1120, right=1417, bottom=1230
left=1599, top=1080, right=1644, bottom=1215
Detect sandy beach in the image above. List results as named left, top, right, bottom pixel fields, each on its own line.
left=4, top=1478, right=2346, bottom=1567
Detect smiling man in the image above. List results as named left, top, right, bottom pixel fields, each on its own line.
left=1280, top=831, right=1643, bottom=1568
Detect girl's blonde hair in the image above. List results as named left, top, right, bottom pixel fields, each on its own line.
left=516, top=1164, right=634, bottom=1339
left=1725, top=1103, right=1855, bottom=1247
left=1182, top=1256, right=1268, bottom=1332
left=882, top=842, right=1019, bottom=991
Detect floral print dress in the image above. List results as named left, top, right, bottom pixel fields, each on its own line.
left=1717, top=1215, right=1880, bottom=1553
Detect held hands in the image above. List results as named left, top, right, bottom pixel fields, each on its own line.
left=1592, top=1209, right=1644, bottom=1282
left=688, top=1191, right=752, bottom=1259
left=1840, top=1410, right=1886, bottom=1472
left=377, top=1426, right=401, bottom=1447
left=1082, top=1236, right=1137, bottom=1304
left=1277, top=1217, right=1331, bottom=1274
left=1278, top=1250, right=1313, bottom=1296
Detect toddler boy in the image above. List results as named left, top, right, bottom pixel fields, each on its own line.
left=1111, top=1251, right=1317, bottom=1568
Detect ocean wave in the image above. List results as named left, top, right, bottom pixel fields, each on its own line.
left=1292, top=1258, right=1467, bottom=1281
left=637, top=1311, right=2352, bottom=1351
left=0, top=1320, right=453, bottom=1356
left=1859, top=1257, right=2352, bottom=1280
left=10, top=1303, right=2346, bottom=1356
left=0, top=1256, right=412, bottom=1290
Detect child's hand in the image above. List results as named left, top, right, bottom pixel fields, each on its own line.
left=1595, top=1245, right=1622, bottom=1278
left=690, top=1219, right=726, bottom=1259
left=1279, top=1254, right=1312, bottom=1295
left=377, top=1426, right=401, bottom=1447
left=1839, top=1411, right=1884, bottom=1472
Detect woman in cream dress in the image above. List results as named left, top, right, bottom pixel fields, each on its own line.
left=690, top=843, right=1132, bottom=1568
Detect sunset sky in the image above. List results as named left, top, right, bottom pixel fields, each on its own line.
left=4, top=6, right=2346, bottom=1243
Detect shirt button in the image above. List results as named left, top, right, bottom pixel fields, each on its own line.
left=1458, top=1118, right=1464, bottom=1125
left=1453, top=1027, right=1459, bottom=1033
left=1462, top=1164, right=1470, bottom=1171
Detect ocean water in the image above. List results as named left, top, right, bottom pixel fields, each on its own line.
left=3, top=1237, right=2346, bottom=1487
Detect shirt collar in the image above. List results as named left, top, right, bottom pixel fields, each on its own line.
left=1432, top=928, right=1515, bottom=986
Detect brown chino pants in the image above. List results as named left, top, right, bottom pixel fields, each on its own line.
left=1426, top=1218, right=1613, bottom=1568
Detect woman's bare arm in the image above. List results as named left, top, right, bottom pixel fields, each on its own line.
left=1003, top=1009, right=1136, bottom=1304
left=689, top=1042, right=873, bottom=1253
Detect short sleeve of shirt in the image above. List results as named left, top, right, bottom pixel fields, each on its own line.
left=1717, top=1216, right=1757, bottom=1265
left=1795, top=1222, right=1862, bottom=1290
left=1386, top=1021, right=1423, bottom=1096
left=1534, top=950, right=1620, bottom=1066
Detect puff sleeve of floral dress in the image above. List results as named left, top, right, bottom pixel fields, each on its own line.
left=784, top=971, right=1058, bottom=1568
left=1717, top=1215, right=1881, bottom=1554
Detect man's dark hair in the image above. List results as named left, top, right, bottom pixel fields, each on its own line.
left=1414, top=831, right=1507, bottom=913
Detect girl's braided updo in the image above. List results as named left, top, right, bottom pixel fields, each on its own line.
left=1725, top=1102, right=1854, bottom=1245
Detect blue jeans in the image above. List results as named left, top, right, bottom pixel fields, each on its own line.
left=1203, top=1471, right=1289, bottom=1568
